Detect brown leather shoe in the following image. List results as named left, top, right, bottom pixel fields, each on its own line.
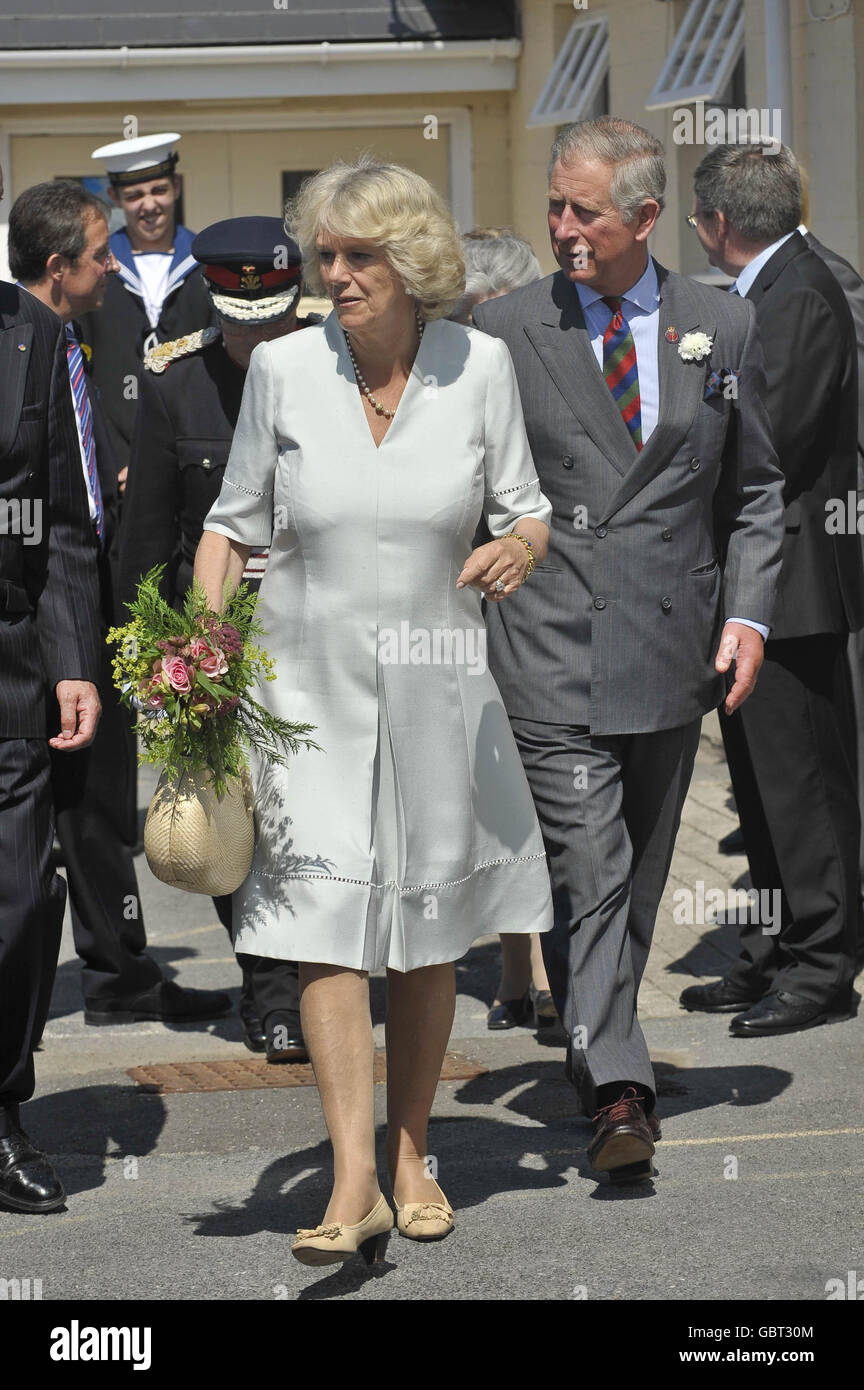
left=647, top=1111, right=662, bottom=1142
left=588, top=1087, right=655, bottom=1172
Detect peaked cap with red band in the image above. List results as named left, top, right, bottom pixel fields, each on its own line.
left=192, top=217, right=303, bottom=323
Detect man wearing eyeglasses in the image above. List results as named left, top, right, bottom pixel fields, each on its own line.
left=8, top=179, right=231, bottom=1034
left=683, top=143, right=864, bottom=1036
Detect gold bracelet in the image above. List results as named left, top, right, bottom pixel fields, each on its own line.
left=504, top=529, right=536, bottom=578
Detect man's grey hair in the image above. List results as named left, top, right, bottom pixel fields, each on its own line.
left=693, top=143, right=801, bottom=243
left=548, top=117, right=666, bottom=224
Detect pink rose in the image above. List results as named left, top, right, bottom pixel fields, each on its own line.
left=191, top=638, right=229, bottom=679
left=163, top=656, right=193, bottom=693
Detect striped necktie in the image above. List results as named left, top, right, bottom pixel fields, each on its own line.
left=601, top=296, right=642, bottom=451
left=65, top=323, right=104, bottom=542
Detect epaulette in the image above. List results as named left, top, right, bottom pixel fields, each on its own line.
left=144, top=326, right=221, bottom=373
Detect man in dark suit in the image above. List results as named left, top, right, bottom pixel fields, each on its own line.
left=473, top=118, right=785, bottom=1179
left=8, top=179, right=230, bottom=1026
left=79, top=133, right=215, bottom=481
left=798, top=201, right=864, bottom=955
left=682, top=143, right=864, bottom=1034
left=0, top=165, right=102, bottom=1213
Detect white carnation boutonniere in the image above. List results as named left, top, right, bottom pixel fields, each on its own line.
left=678, top=330, right=714, bottom=363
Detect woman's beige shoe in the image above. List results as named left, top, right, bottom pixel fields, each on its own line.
left=394, top=1184, right=454, bottom=1241
left=291, top=1192, right=393, bottom=1267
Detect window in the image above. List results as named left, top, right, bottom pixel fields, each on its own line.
left=281, top=170, right=319, bottom=211
left=646, top=0, right=745, bottom=111
left=527, top=16, right=610, bottom=128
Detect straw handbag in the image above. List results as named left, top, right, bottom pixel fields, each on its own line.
left=143, top=764, right=255, bottom=897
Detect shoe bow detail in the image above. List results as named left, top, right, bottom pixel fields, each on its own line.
left=404, top=1202, right=453, bottom=1227
left=295, top=1222, right=342, bottom=1241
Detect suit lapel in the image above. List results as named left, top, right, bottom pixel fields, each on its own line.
left=599, top=266, right=711, bottom=523
left=0, top=321, right=34, bottom=461
left=745, top=230, right=807, bottom=307
left=524, top=273, right=636, bottom=477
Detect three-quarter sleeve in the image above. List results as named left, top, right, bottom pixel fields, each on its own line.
left=203, top=340, right=277, bottom=547
left=481, top=335, right=552, bottom=537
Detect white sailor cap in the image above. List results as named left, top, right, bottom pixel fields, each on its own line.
left=91, top=133, right=181, bottom=187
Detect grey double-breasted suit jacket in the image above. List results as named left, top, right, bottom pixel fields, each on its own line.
left=474, top=263, right=786, bottom=735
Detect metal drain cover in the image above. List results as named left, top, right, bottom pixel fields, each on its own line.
left=128, top=1050, right=487, bottom=1094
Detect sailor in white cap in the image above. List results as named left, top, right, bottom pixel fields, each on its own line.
left=79, top=132, right=215, bottom=480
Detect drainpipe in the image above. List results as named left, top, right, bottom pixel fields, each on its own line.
left=764, top=0, right=793, bottom=146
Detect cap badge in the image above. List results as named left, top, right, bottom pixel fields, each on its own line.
left=239, top=265, right=262, bottom=290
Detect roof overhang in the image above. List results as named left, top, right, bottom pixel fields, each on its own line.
left=0, top=38, right=522, bottom=105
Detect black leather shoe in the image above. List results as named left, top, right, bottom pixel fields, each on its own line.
left=680, top=978, right=763, bottom=1013
left=240, top=1013, right=266, bottom=1053
left=729, top=990, right=849, bottom=1037
left=487, top=991, right=532, bottom=1030
left=0, top=1129, right=66, bottom=1214
left=84, top=979, right=232, bottom=1025
left=588, top=1087, right=655, bottom=1173
left=265, top=1010, right=308, bottom=1064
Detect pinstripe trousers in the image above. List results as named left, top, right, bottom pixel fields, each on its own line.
left=510, top=717, right=701, bottom=1115
left=0, top=737, right=66, bottom=1108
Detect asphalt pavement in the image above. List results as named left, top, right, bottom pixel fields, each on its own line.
left=3, top=717, right=862, bottom=1304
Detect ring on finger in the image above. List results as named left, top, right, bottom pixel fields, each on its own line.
left=494, top=578, right=505, bottom=593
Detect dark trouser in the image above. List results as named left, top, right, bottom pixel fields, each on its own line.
left=847, top=628, right=864, bottom=942
left=721, top=633, right=859, bottom=1009
left=50, top=652, right=162, bottom=1003
left=510, top=717, right=702, bottom=1116
left=212, top=895, right=300, bottom=1023
left=0, top=738, right=65, bottom=1108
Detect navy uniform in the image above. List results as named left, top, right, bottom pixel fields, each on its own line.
left=119, top=218, right=317, bottom=1060
left=79, top=134, right=215, bottom=476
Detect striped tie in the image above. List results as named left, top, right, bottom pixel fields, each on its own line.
left=601, top=296, right=642, bottom=451
left=66, top=323, right=104, bottom=541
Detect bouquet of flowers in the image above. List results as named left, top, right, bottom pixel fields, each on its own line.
left=107, top=566, right=318, bottom=896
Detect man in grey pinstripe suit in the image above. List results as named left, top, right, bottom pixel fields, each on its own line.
left=0, top=162, right=102, bottom=1214
left=474, top=120, right=785, bottom=1181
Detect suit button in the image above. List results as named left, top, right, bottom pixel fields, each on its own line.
left=661, top=596, right=672, bottom=612
left=562, top=454, right=574, bottom=469
left=593, top=596, right=607, bottom=610
left=202, top=457, right=212, bottom=469
left=662, top=528, right=672, bottom=541
left=595, top=525, right=607, bottom=539
left=689, top=457, right=701, bottom=471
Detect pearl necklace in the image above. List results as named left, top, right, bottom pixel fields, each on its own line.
left=344, top=309, right=424, bottom=420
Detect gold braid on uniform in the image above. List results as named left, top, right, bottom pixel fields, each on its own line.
left=144, top=327, right=221, bottom=374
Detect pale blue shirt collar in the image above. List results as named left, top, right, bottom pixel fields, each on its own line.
left=731, top=231, right=796, bottom=297
left=574, top=255, right=659, bottom=315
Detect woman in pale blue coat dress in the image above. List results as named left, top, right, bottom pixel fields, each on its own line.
left=195, top=159, right=552, bottom=1267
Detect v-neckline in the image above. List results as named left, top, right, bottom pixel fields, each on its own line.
left=334, top=314, right=429, bottom=452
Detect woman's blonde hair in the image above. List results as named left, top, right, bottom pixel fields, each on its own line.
left=286, top=157, right=465, bottom=321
